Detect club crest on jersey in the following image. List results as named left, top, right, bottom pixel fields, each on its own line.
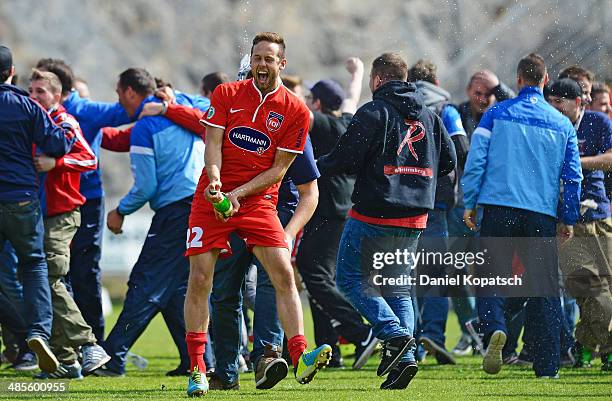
left=398, top=120, right=426, bottom=161
left=228, top=126, right=271, bottom=154
left=266, top=111, right=284, bottom=132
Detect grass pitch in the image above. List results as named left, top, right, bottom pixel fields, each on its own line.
left=0, top=306, right=609, bottom=400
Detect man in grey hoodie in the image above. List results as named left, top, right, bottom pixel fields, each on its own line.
left=408, top=59, right=469, bottom=365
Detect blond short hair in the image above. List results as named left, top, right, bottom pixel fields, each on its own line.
left=30, top=68, right=62, bottom=95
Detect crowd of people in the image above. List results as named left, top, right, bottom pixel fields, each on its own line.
left=0, top=29, right=611, bottom=396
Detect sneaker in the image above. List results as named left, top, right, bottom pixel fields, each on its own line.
left=537, top=374, right=560, bottom=379
left=419, top=336, right=456, bottom=365
left=452, top=334, right=473, bottom=356
left=208, top=372, right=240, bottom=390
left=415, top=343, right=426, bottom=363
left=238, top=354, right=249, bottom=373
left=127, top=351, right=149, bottom=370
left=91, top=366, right=124, bottom=377
left=166, top=366, right=190, bottom=376
left=12, top=350, right=38, bottom=371
left=328, top=344, right=345, bottom=368
left=255, top=344, right=288, bottom=390
left=81, top=344, right=111, bottom=375
left=27, top=337, right=59, bottom=374
left=601, top=353, right=611, bottom=372
left=238, top=353, right=253, bottom=373
left=2, top=349, right=19, bottom=365
left=465, top=318, right=485, bottom=357
left=377, top=336, right=415, bottom=377
left=187, top=366, right=208, bottom=397
left=502, top=352, right=530, bottom=366
left=353, top=330, right=380, bottom=370
left=294, top=344, right=332, bottom=384
left=483, top=330, right=506, bottom=375
left=380, top=361, right=418, bottom=390
left=517, top=348, right=533, bottom=363
left=560, top=347, right=576, bottom=367
left=34, top=361, right=83, bottom=380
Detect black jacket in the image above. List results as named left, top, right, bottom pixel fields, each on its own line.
left=317, top=81, right=456, bottom=219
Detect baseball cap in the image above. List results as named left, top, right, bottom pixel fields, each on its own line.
left=310, top=79, right=345, bottom=110
left=0, top=45, right=13, bottom=71
left=546, top=78, right=583, bottom=99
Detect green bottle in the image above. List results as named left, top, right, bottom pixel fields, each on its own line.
left=209, top=190, right=233, bottom=218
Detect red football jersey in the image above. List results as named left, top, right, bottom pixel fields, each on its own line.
left=199, top=78, right=309, bottom=204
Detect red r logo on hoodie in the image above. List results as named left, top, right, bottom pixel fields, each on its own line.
left=397, top=120, right=426, bottom=161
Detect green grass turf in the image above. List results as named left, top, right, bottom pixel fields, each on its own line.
left=0, top=305, right=609, bottom=400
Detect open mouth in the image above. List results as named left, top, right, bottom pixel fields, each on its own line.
left=256, top=70, right=269, bottom=85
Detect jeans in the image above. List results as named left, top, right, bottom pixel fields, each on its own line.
left=560, top=295, right=576, bottom=352
left=0, top=199, right=52, bottom=340
left=417, top=209, right=450, bottom=347
left=210, top=208, right=292, bottom=384
left=477, top=205, right=561, bottom=377
left=336, top=217, right=421, bottom=363
left=0, top=290, right=28, bottom=345
left=251, top=261, right=284, bottom=363
left=0, top=241, right=24, bottom=309
left=296, top=214, right=371, bottom=346
left=446, top=207, right=477, bottom=336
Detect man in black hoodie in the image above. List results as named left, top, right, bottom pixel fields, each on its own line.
left=317, top=53, right=456, bottom=390
left=296, top=58, right=379, bottom=370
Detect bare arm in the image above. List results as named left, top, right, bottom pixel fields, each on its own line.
left=204, top=126, right=224, bottom=202
left=581, top=149, right=612, bottom=170
left=341, top=57, right=364, bottom=115
left=284, top=180, right=319, bottom=240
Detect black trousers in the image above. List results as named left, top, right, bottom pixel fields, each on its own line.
left=296, top=214, right=370, bottom=346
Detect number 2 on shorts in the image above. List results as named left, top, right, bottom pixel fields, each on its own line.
left=186, top=227, right=203, bottom=248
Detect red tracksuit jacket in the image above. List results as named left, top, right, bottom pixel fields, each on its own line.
left=41, top=105, right=97, bottom=217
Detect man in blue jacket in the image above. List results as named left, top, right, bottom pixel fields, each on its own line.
left=318, top=52, right=456, bottom=390
left=97, top=68, right=208, bottom=377
left=462, top=53, right=583, bottom=378
left=0, top=45, right=76, bottom=374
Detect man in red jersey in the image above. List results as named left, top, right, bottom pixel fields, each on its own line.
left=182, top=32, right=331, bottom=397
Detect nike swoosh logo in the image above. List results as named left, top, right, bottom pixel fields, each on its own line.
left=229, top=108, right=244, bottom=113
left=147, top=234, right=157, bottom=238
left=360, top=330, right=373, bottom=347
left=86, top=223, right=96, bottom=228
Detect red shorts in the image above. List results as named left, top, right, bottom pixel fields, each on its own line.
left=186, top=195, right=288, bottom=258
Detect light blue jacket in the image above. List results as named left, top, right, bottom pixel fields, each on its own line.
left=118, top=93, right=209, bottom=215
left=63, top=90, right=133, bottom=199
left=462, top=86, right=582, bottom=225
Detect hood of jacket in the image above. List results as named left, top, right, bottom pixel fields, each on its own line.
left=413, top=80, right=451, bottom=108
left=372, top=80, right=425, bottom=120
